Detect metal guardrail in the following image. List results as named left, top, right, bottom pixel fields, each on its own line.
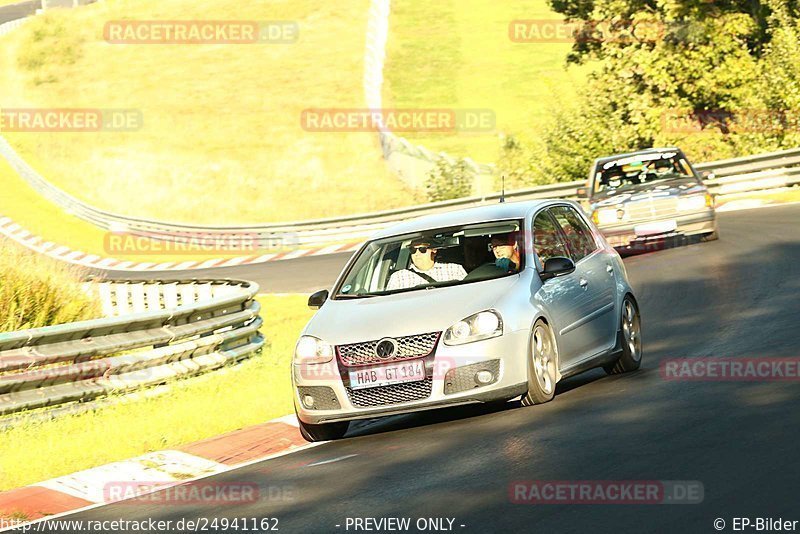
left=2, top=131, right=798, bottom=249
left=0, top=279, right=263, bottom=417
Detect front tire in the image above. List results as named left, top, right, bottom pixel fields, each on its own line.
left=298, top=418, right=349, bottom=442
left=522, top=320, right=558, bottom=406
left=604, top=296, right=643, bottom=375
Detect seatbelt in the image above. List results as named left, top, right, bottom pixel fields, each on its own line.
left=413, top=270, right=437, bottom=284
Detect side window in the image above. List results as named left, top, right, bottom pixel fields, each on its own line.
left=549, top=206, right=597, bottom=262
left=532, top=211, right=566, bottom=265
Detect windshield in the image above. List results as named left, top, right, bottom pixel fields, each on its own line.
left=333, top=220, right=525, bottom=298
left=593, top=151, right=695, bottom=194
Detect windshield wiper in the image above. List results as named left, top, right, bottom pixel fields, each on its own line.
left=334, top=293, right=377, bottom=299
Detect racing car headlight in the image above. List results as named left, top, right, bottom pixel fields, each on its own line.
left=294, top=336, right=334, bottom=364
left=593, top=208, right=620, bottom=226
left=677, top=194, right=708, bottom=211
left=444, top=310, right=503, bottom=346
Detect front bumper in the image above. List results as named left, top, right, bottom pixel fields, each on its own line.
left=292, top=329, right=530, bottom=425
left=600, top=208, right=717, bottom=249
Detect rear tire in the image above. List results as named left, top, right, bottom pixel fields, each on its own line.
left=604, top=296, right=643, bottom=375
left=297, top=418, right=349, bottom=442
left=522, top=320, right=558, bottom=406
left=701, top=220, right=720, bottom=242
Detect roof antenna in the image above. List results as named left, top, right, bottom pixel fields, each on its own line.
left=500, top=173, right=506, bottom=203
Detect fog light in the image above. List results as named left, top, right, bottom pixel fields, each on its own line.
left=475, top=370, right=494, bottom=385
left=302, top=395, right=315, bottom=408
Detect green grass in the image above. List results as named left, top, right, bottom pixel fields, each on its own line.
left=0, top=0, right=420, bottom=225
left=0, top=240, right=99, bottom=331
left=0, top=294, right=312, bottom=492
left=383, top=0, right=591, bottom=163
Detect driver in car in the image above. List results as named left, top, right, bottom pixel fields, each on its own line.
left=386, top=237, right=467, bottom=290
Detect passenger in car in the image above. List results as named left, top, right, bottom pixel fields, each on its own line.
left=386, top=237, right=467, bottom=290
left=490, top=233, right=521, bottom=273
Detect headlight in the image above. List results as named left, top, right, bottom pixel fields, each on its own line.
left=294, top=336, right=334, bottom=364
left=444, top=310, right=503, bottom=346
left=594, top=208, right=620, bottom=225
left=677, top=194, right=708, bottom=211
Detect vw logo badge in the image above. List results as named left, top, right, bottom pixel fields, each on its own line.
left=375, top=338, right=397, bottom=359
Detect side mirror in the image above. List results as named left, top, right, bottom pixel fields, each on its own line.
left=540, top=257, right=576, bottom=282
left=308, top=289, right=329, bottom=309
left=576, top=187, right=589, bottom=199
left=700, top=170, right=715, bottom=180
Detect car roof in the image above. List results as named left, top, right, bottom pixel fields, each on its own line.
left=370, top=199, right=564, bottom=239
left=593, top=147, right=681, bottom=167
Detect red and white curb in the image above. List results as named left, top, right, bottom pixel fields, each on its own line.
left=0, top=415, right=316, bottom=525
left=0, top=216, right=361, bottom=272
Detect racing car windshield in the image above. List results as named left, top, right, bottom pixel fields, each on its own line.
left=594, top=152, right=694, bottom=194
left=333, top=220, right=524, bottom=299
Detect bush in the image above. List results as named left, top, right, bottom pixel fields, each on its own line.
left=0, top=241, right=99, bottom=332
left=424, top=157, right=474, bottom=201
left=495, top=134, right=548, bottom=189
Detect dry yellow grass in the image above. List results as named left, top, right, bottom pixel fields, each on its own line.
left=0, top=240, right=99, bottom=331
left=383, top=0, right=591, bottom=163
left=0, top=0, right=420, bottom=225
left=0, top=157, right=302, bottom=263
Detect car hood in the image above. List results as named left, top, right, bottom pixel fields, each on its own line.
left=591, top=177, right=706, bottom=208
left=303, top=275, right=521, bottom=344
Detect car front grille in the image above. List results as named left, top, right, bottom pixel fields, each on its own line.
left=624, top=198, right=679, bottom=222
left=346, top=378, right=433, bottom=408
left=337, top=332, right=440, bottom=367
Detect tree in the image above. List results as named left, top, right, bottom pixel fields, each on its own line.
left=424, top=158, right=474, bottom=201
left=525, top=0, right=800, bottom=181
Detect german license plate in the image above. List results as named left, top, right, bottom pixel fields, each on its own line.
left=634, top=220, right=677, bottom=236
left=348, top=360, right=425, bottom=390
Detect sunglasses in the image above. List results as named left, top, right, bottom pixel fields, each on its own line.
left=410, top=246, right=431, bottom=254
left=488, top=242, right=511, bottom=251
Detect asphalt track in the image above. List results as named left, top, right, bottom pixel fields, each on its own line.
left=0, top=0, right=36, bottom=23
left=18, top=203, right=797, bottom=534
left=100, top=250, right=352, bottom=294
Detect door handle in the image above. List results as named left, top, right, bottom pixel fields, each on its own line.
left=607, top=265, right=614, bottom=273
left=579, top=278, right=588, bottom=288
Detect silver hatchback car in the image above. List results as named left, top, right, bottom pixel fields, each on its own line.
left=292, top=200, right=642, bottom=441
